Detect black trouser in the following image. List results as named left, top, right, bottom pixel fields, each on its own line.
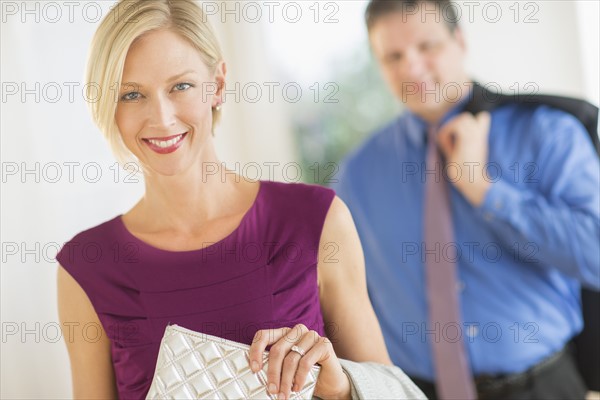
left=409, top=346, right=588, bottom=400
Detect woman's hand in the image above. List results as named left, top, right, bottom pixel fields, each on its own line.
left=248, top=324, right=351, bottom=400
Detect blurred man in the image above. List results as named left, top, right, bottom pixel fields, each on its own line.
left=332, top=1, right=600, bottom=399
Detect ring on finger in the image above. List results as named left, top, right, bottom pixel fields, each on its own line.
left=290, top=345, right=305, bottom=357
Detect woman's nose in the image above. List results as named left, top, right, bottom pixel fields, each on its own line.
left=147, top=95, right=177, bottom=129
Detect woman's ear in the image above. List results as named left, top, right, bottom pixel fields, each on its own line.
left=213, top=61, right=227, bottom=106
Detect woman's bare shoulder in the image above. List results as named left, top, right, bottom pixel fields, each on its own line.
left=57, top=265, right=118, bottom=397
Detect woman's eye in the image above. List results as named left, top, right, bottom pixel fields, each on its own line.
left=174, top=82, right=193, bottom=91
left=121, top=92, right=140, bottom=102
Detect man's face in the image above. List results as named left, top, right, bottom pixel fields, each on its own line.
left=369, top=7, right=469, bottom=121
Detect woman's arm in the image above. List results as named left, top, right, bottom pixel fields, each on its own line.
left=317, top=196, right=393, bottom=365
left=57, top=265, right=118, bottom=399
left=246, top=196, right=405, bottom=400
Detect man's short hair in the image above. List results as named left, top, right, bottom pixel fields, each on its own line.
left=365, top=0, right=460, bottom=33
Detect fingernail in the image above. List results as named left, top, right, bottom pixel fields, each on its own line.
left=268, top=383, right=277, bottom=394
left=278, top=393, right=285, bottom=400
left=251, top=360, right=259, bottom=372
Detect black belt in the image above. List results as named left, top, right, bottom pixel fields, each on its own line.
left=475, top=347, right=568, bottom=398
left=409, top=346, right=570, bottom=399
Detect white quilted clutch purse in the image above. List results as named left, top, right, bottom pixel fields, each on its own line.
left=146, top=324, right=321, bottom=399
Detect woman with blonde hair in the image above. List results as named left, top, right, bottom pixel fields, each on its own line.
left=56, top=1, right=425, bottom=398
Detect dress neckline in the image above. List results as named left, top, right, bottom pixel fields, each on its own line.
left=115, top=180, right=264, bottom=254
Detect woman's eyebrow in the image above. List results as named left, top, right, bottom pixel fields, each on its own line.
left=121, top=69, right=197, bottom=88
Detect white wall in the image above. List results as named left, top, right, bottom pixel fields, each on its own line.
left=1, top=1, right=597, bottom=398
left=575, top=0, right=600, bottom=105
left=459, top=0, right=596, bottom=103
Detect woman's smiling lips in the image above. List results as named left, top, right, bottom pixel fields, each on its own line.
left=142, top=132, right=188, bottom=154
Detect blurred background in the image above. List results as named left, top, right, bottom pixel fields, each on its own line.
left=1, top=0, right=598, bottom=397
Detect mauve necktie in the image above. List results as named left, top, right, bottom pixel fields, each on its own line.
left=424, top=125, right=477, bottom=400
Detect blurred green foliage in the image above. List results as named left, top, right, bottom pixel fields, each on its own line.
left=290, top=40, right=401, bottom=186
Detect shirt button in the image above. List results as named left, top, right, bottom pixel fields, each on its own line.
left=456, top=281, right=466, bottom=292
left=494, top=200, right=503, bottom=210
left=466, top=325, right=479, bottom=338
left=483, top=212, right=494, bottom=221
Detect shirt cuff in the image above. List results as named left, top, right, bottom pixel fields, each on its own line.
left=341, top=368, right=360, bottom=400
left=478, top=178, right=523, bottom=223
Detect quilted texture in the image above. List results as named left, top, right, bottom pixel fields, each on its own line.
left=146, top=325, right=320, bottom=399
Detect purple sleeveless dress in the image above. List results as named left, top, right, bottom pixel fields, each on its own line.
left=56, top=180, right=336, bottom=399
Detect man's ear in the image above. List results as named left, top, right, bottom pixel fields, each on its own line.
left=213, top=61, right=227, bottom=106
left=452, top=27, right=467, bottom=53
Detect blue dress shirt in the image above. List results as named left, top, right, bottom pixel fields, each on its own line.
left=332, top=95, right=600, bottom=379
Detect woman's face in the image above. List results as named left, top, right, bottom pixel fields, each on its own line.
left=115, top=29, right=224, bottom=176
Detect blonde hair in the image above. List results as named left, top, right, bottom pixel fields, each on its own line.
left=84, top=0, right=223, bottom=166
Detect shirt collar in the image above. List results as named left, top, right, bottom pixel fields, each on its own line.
left=404, top=84, right=475, bottom=148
